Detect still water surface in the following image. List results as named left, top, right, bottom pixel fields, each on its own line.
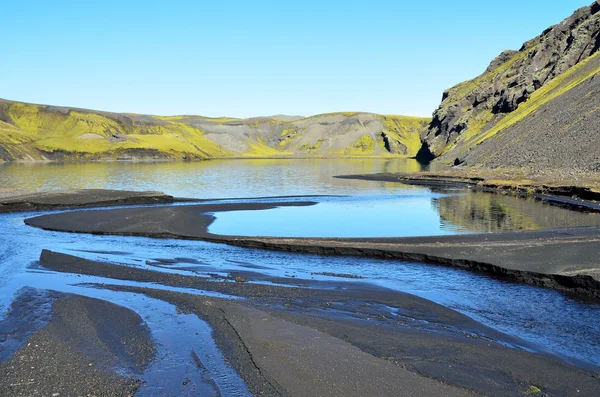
left=0, top=158, right=423, bottom=197
left=1, top=159, right=599, bottom=375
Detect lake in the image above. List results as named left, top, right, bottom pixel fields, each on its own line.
left=1, top=159, right=600, bottom=372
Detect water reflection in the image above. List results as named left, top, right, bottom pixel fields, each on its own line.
left=1, top=209, right=599, bottom=368
left=1, top=160, right=600, bottom=370
left=0, top=158, right=426, bottom=198
left=434, top=191, right=600, bottom=232
left=210, top=192, right=600, bottom=237
left=4, top=159, right=598, bottom=236
left=209, top=194, right=472, bottom=237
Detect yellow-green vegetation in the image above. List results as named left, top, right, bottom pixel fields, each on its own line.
left=439, top=51, right=600, bottom=163
left=199, top=117, right=240, bottom=124
left=243, top=139, right=292, bottom=157
left=463, top=109, right=495, bottom=140
left=157, top=115, right=241, bottom=124
left=466, top=51, right=600, bottom=148
left=381, top=115, right=429, bottom=156
left=300, top=139, right=325, bottom=152
left=0, top=100, right=431, bottom=161
left=525, top=385, right=542, bottom=395
left=445, top=49, right=530, bottom=107
left=0, top=120, right=34, bottom=144
left=0, top=102, right=232, bottom=160
left=279, top=128, right=298, bottom=147
left=279, top=128, right=295, bottom=137
left=341, top=135, right=376, bottom=155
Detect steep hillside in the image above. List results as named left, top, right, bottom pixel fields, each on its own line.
left=0, top=99, right=428, bottom=162
left=0, top=100, right=231, bottom=161
left=181, top=112, right=426, bottom=157
left=420, top=1, right=600, bottom=172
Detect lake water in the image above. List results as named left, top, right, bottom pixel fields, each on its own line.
left=1, top=159, right=600, bottom=374
left=0, top=158, right=425, bottom=197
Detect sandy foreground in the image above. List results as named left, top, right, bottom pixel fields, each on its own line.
left=1, top=189, right=599, bottom=396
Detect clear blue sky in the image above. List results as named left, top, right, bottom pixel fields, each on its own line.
left=0, top=0, right=592, bottom=118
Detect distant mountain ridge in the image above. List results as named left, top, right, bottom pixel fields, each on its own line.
left=0, top=99, right=429, bottom=162
left=3, top=3, right=599, bottom=169
left=419, top=0, right=600, bottom=172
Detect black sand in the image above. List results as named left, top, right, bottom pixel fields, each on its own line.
left=4, top=188, right=600, bottom=395
left=37, top=251, right=600, bottom=396
left=0, top=189, right=177, bottom=213
left=24, top=201, right=600, bottom=297
left=0, top=289, right=155, bottom=397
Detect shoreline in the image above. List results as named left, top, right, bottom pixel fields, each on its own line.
left=0, top=189, right=180, bottom=213
left=0, top=288, right=155, bottom=396
left=31, top=250, right=600, bottom=396
left=335, top=171, right=600, bottom=211
left=22, top=198, right=600, bottom=299
left=2, top=189, right=600, bottom=395
left=0, top=155, right=418, bottom=165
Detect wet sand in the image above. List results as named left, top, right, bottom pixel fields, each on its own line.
left=3, top=189, right=600, bottom=395
left=0, top=288, right=155, bottom=397
left=0, top=189, right=178, bottom=213
left=24, top=201, right=600, bottom=298
left=36, top=250, right=600, bottom=396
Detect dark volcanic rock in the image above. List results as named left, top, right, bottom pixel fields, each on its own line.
left=422, top=1, right=600, bottom=165
left=458, top=57, right=600, bottom=172
left=485, top=50, right=518, bottom=73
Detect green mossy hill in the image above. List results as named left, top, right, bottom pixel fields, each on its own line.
left=0, top=100, right=231, bottom=161
left=168, top=112, right=429, bottom=158
left=420, top=1, right=600, bottom=172
left=0, top=100, right=429, bottom=161
left=287, top=113, right=429, bottom=157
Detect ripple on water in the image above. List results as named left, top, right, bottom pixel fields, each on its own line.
left=1, top=159, right=600, bottom=374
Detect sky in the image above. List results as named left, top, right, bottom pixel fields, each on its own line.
left=0, top=0, right=593, bottom=118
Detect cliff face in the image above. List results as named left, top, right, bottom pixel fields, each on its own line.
left=0, top=99, right=429, bottom=162
left=420, top=1, right=600, bottom=172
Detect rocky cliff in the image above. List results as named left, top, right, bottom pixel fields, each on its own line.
left=420, top=1, right=600, bottom=172
left=0, top=99, right=429, bottom=162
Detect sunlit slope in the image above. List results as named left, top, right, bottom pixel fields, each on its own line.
left=180, top=112, right=428, bottom=157
left=0, top=100, right=429, bottom=161
left=420, top=1, right=600, bottom=172
left=447, top=52, right=600, bottom=171
left=0, top=100, right=232, bottom=161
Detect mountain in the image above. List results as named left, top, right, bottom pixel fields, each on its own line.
left=267, top=115, right=305, bottom=122
left=419, top=1, right=600, bottom=173
left=0, top=99, right=429, bottom=162
left=8, top=3, right=597, bottom=167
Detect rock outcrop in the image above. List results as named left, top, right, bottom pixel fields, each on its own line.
left=420, top=1, right=600, bottom=172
